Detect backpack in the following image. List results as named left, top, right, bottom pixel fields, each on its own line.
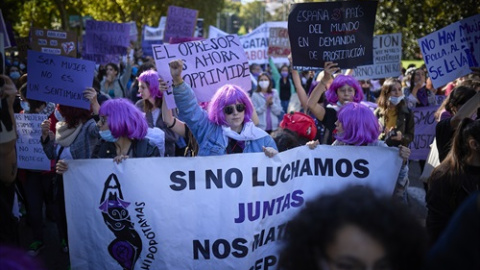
left=280, top=112, right=317, bottom=141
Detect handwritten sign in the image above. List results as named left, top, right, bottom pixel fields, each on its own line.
left=30, top=27, right=78, bottom=57
left=418, top=14, right=480, bottom=89
left=142, top=24, right=164, bottom=57
left=239, top=22, right=288, bottom=65
left=84, top=20, right=130, bottom=55
left=164, top=6, right=198, bottom=43
left=288, top=1, right=378, bottom=70
left=15, top=113, right=50, bottom=170
left=353, top=33, right=402, bottom=80
left=27, top=50, right=95, bottom=109
left=268, top=27, right=291, bottom=58
left=152, top=35, right=250, bottom=108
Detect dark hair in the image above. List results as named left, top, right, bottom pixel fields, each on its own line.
left=106, top=63, right=119, bottom=75
left=409, top=68, right=426, bottom=92
left=58, top=105, right=92, bottom=129
left=278, top=185, right=427, bottom=270
left=271, top=128, right=302, bottom=152
left=444, top=86, right=476, bottom=115
left=255, top=72, right=273, bottom=93
left=19, top=83, right=46, bottom=112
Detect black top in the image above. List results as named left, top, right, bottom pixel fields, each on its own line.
left=435, top=118, right=454, bottom=162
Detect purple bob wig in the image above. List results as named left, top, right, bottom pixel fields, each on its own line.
left=325, top=75, right=364, bottom=104
left=138, top=70, right=162, bottom=99
left=99, top=98, right=148, bottom=140
left=207, top=84, right=254, bottom=126
left=335, top=102, right=380, bottom=146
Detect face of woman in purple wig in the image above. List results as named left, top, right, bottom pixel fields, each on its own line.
left=224, top=102, right=245, bottom=133
left=138, top=81, right=151, bottom=100
left=337, top=85, right=355, bottom=104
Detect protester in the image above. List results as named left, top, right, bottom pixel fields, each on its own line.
left=269, top=58, right=295, bottom=114
left=249, top=63, right=262, bottom=95
left=100, top=56, right=132, bottom=98
left=169, top=59, right=278, bottom=157
left=128, top=62, right=156, bottom=103
left=18, top=83, right=58, bottom=256
left=278, top=185, right=427, bottom=270
left=135, top=70, right=177, bottom=156
left=251, top=72, right=283, bottom=133
left=427, top=118, right=480, bottom=244
left=41, top=104, right=100, bottom=254
left=404, top=68, right=437, bottom=109
left=375, top=78, right=415, bottom=147
left=91, top=98, right=160, bottom=161
left=435, top=86, right=479, bottom=162
left=307, top=102, right=411, bottom=201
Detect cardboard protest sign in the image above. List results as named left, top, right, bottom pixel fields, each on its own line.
left=418, top=14, right=480, bottom=89
left=30, top=27, right=78, bottom=57
left=239, top=22, right=288, bottom=65
left=64, top=145, right=402, bottom=270
left=353, top=33, right=402, bottom=80
left=288, top=1, right=378, bottom=70
left=27, top=50, right=95, bottom=109
left=152, top=34, right=250, bottom=108
left=164, top=6, right=198, bottom=43
left=268, top=27, right=291, bottom=58
left=81, top=35, right=121, bottom=65
left=15, top=114, right=50, bottom=171
left=127, top=21, right=138, bottom=42
left=408, top=96, right=445, bottom=160
left=84, top=20, right=130, bottom=55
left=142, top=25, right=164, bottom=57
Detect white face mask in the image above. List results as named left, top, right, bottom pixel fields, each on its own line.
left=389, top=95, right=405, bottom=106
left=54, top=109, right=64, bottom=122
left=259, top=81, right=270, bottom=90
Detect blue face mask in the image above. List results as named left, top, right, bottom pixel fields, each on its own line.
left=20, top=101, right=30, bottom=112
left=10, top=71, right=21, bottom=80
left=54, top=109, right=64, bottom=122
left=99, top=130, right=118, bottom=142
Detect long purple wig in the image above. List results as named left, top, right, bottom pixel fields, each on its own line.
left=325, top=75, right=364, bottom=104
left=138, top=70, right=162, bottom=99
left=207, top=84, right=254, bottom=126
left=335, top=102, right=380, bottom=146
left=99, top=98, right=148, bottom=139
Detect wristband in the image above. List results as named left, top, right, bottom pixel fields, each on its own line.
left=167, top=117, right=177, bottom=129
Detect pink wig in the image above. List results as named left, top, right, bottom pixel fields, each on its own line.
left=207, top=84, right=253, bottom=126
left=325, top=75, right=364, bottom=104
left=99, top=98, right=148, bottom=139
left=138, top=70, right=162, bottom=99
left=335, top=102, right=380, bottom=146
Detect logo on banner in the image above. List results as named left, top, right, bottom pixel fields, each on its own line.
left=62, top=41, right=75, bottom=54
left=99, top=174, right=142, bottom=270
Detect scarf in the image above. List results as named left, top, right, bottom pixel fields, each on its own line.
left=55, top=121, right=83, bottom=147
left=222, top=121, right=269, bottom=142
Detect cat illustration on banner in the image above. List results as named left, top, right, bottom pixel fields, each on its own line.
left=99, top=173, right=142, bottom=270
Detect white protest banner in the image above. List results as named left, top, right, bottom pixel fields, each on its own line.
left=353, top=33, right=402, bottom=80
left=15, top=113, right=49, bottom=170
left=64, top=145, right=402, bottom=270
left=208, top=25, right=228, bottom=39
left=27, top=50, right=95, bottom=109
left=152, top=34, right=251, bottom=108
left=418, top=14, right=480, bottom=89
left=239, top=22, right=288, bottom=65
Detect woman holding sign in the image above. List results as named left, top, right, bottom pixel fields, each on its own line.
left=100, top=56, right=132, bottom=99
left=168, top=59, right=278, bottom=157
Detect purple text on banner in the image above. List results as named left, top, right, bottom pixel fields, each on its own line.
left=27, top=50, right=95, bottom=109
left=417, top=14, right=480, bottom=89
left=408, top=104, right=441, bottom=160
left=84, top=20, right=130, bottom=55
left=152, top=34, right=251, bottom=109
left=164, top=6, right=198, bottom=43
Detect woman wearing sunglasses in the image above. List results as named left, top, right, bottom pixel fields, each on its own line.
left=167, top=59, right=278, bottom=157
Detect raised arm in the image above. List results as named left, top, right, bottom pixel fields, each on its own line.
left=159, top=78, right=186, bottom=137
left=306, top=62, right=339, bottom=121
left=289, top=54, right=308, bottom=111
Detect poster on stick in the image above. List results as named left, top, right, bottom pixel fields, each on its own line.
left=288, top=1, right=378, bottom=70
left=353, top=33, right=402, bottom=80
left=30, top=27, right=78, bottom=57
left=418, top=14, right=480, bottom=89
left=27, top=50, right=95, bottom=109
left=84, top=20, right=130, bottom=55
left=268, top=27, right=291, bottom=58
left=64, top=145, right=402, bottom=270
left=164, top=6, right=198, bottom=43
left=152, top=34, right=250, bottom=108
left=15, top=113, right=50, bottom=171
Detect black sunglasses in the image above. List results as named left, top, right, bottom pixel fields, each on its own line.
left=223, top=104, right=246, bottom=115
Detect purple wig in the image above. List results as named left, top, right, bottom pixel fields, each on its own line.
left=99, top=98, right=148, bottom=139
left=138, top=70, right=162, bottom=99
left=325, top=75, right=364, bottom=104
left=207, top=84, right=254, bottom=126
left=335, top=102, right=380, bottom=146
